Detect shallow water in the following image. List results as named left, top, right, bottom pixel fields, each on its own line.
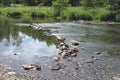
left=0, top=17, right=59, bottom=66
left=0, top=17, right=120, bottom=75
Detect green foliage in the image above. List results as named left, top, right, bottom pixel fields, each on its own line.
left=115, top=14, right=120, bottom=22
left=109, top=0, right=120, bottom=11
left=52, top=0, right=69, bottom=17
left=0, top=0, right=11, bottom=6
left=61, top=9, right=93, bottom=20
left=7, top=11, right=22, bottom=18
left=90, top=8, right=110, bottom=20
left=69, top=0, right=80, bottom=6
left=31, top=11, right=46, bottom=18
left=100, top=12, right=116, bottom=21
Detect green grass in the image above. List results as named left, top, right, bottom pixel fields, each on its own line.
left=115, top=14, right=120, bottom=22
left=61, top=8, right=93, bottom=20
left=0, top=6, right=119, bottom=22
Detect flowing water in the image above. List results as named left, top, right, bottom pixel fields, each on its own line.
left=0, top=17, right=120, bottom=77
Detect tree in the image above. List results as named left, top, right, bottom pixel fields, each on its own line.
left=52, top=0, right=69, bottom=17
left=69, top=0, right=80, bottom=6
left=0, top=0, right=11, bottom=6
left=23, top=0, right=41, bottom=6
left=42, top=0, right=52, bottom=6
left=109, top=0, right=120, bottom=11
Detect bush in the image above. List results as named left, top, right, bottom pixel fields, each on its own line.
left=115, top=14, right=120, bottom=22
left=31, top=11, right=46, bottom=18
left=100, top=12, right=116, bottom=21
left=7, top=11, right=22, bottom=18
left=61, top=9, right=93, bottom=21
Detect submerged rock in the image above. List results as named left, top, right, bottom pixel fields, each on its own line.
left=71, top=40, right=79, bottom=46
left=95, top=52, right=101, bottom=55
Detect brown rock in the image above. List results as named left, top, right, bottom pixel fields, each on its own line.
left=22, top=64, right=41, bottom=70
left=71, top=46, right=79, bottom=53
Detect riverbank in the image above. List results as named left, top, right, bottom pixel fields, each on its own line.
left=0, top=6, right=120, bottom=22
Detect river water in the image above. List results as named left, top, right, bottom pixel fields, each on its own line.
left=0, top=17, right=120, bottom=78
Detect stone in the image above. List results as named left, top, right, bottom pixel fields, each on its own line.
left=71, top=46, right=79, bottom=53
left=61, top=52, right=67, bottom=58
left=60, top=42, right=65, bottom=46
left=95, top=52, right=101, bottom=55
left=22, top=64, right=41, bottom=70
left=85, top=60, right=94, bottom=64
left=71, top=40, right=79, bottom=46
left=56, top=35, right=65, bottom=42
left=52, top=56, right=60, bottom=61
left=7, top=71, right=16, bottom=75
left=91, top=56, right=95, bottom=58
left=71, top=53, right=77, bottom=57
left=61, top=46, right=67, bottom=50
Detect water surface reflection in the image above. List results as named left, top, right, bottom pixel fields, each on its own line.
left=0, top=17, right=59, bottom=64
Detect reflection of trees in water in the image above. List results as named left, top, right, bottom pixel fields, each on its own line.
left=18, top=27, right=58, bottom=46
left=0, top=17, right=20, bottom=46
left=0, top=17, right=58, bottom=47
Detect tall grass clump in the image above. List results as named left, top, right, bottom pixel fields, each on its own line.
left=31, top=11, right=47, bottom=18
left=7, top=11, right=22, bottom=18
left=115, top=14, right=120, bottom=22
left=61, top=9, right=93, bottom=21
left=90, top=8, right=110, bottom=20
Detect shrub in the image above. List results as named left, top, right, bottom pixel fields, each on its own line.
left=115, top=14, right=120, bottom=22
left=100, top=12, right=116, bottom=21
left=31, top=11, right=46, bottom=18
left=7, top=11, right=22, bottom=18
left=61, top=9, right=93, bottom=21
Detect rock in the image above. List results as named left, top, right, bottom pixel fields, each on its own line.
left=7, top=71, right=16, bottom=75
left=71, top=46, right=79, bottom=53
left=61, top=46, right=67, bottom=50
left=71, top=53, right=77, bottom=57
left=85, top=60, right=94, bottom=64
left=52, top=56, right=60, bottom=61
left=95, top=52, right=101, bottom=55
left=71, top=40, right=79, bottom=46
left=22, top=64, right=33, bottom=70
left=22, top=64, right=41, bottom=70
left=14, top=53, right=17, bottom=55
left=56, top=35, right=65, bottom=42
left=61, top=52, right=68, bottom=58
left=60, top=42, right=65, bottom=46
left=91, top=56, right=95, bottom=58
left=81, top=47, right=85, bottom=50
left=14, top=52, right=20, bottom=55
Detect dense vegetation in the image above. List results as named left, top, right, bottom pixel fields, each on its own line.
left=0, top=0, right=119, bottom=21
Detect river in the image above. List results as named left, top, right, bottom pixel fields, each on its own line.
left=0, top=16, right=120, bottom=79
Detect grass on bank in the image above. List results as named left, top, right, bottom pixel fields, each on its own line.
left=0, top=6, right=119, bottom=22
